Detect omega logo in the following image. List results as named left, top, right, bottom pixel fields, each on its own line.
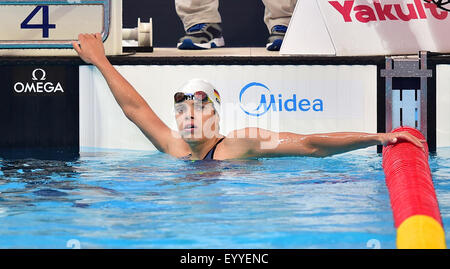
left=14, top=68, right=64, bottom=94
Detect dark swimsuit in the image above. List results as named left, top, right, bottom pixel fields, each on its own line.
left=203, top=137, right=225, bottom=160
left=183, top=137, right=225, bottom=161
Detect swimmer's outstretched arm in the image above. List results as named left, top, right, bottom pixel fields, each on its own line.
left=228, top=128, right=426, bottom=158
left=72, top=33, right=189, bottom=156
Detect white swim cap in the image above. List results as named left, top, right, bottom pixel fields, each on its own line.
left=175, top=79, right=221, bottom=114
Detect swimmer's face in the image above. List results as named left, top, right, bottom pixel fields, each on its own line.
left=174, top=100, right=219, bottom=141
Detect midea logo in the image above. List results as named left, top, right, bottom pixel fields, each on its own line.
left=14, top=68, right=64, bottom=94
left=239, top=82, right=324, bottom=117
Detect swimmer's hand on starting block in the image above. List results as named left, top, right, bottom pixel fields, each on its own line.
left=72, top=33, right=108, bottom=66
left=379, top=132, right=427, bottom=152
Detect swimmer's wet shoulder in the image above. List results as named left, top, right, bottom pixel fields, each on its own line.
left=185, top=128, right=286, bottom=161
left=178, top=129, right=266, bottom=161
left=207, top=135, right=255, bottom=160
left=212, top=129, right=268, bottom=160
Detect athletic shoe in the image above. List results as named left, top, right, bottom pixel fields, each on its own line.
left=177, top=23, right=225, bottom=50
left=266, top=25, right=288, bottom=51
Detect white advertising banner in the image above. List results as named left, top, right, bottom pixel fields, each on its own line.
left=80, top=65, right=377, bottom=151
left=281, top=0, right=450, bottom=56
left=437, top=65, right=450, bottom=148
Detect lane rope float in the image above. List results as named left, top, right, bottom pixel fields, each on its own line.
left=382, top=126, right=446, bottom=249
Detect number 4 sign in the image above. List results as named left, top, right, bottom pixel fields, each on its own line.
left=21, top=6, right=56, bottom=38
left=0, top=0, right=121, bottom=55
left=0, top=1, right=113, bottom=50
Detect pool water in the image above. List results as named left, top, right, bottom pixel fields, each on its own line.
left=0, top=147, right=449, bottom=249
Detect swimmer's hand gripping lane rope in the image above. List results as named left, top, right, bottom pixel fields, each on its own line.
left=382, top=127, right=446, bottom=249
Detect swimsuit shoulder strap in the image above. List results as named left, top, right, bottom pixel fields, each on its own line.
left=203, top=137, right=226, bottom=160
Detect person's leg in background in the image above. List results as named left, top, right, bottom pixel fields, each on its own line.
left=262, top=0, right=298, bottom=51
left=175, top=0, right=225, bottom=49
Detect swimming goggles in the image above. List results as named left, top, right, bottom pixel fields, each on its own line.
left=174, top=91, right=212, bottom=104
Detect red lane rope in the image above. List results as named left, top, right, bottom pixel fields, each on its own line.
left=382, top=126, right=442, bottom=228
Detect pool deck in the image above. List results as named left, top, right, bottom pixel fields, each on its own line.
left=1, top=47, right=449, bottom=66
left=110, top=47, right=391, bottom=66
left=130, top=47, right=285, bottom=58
